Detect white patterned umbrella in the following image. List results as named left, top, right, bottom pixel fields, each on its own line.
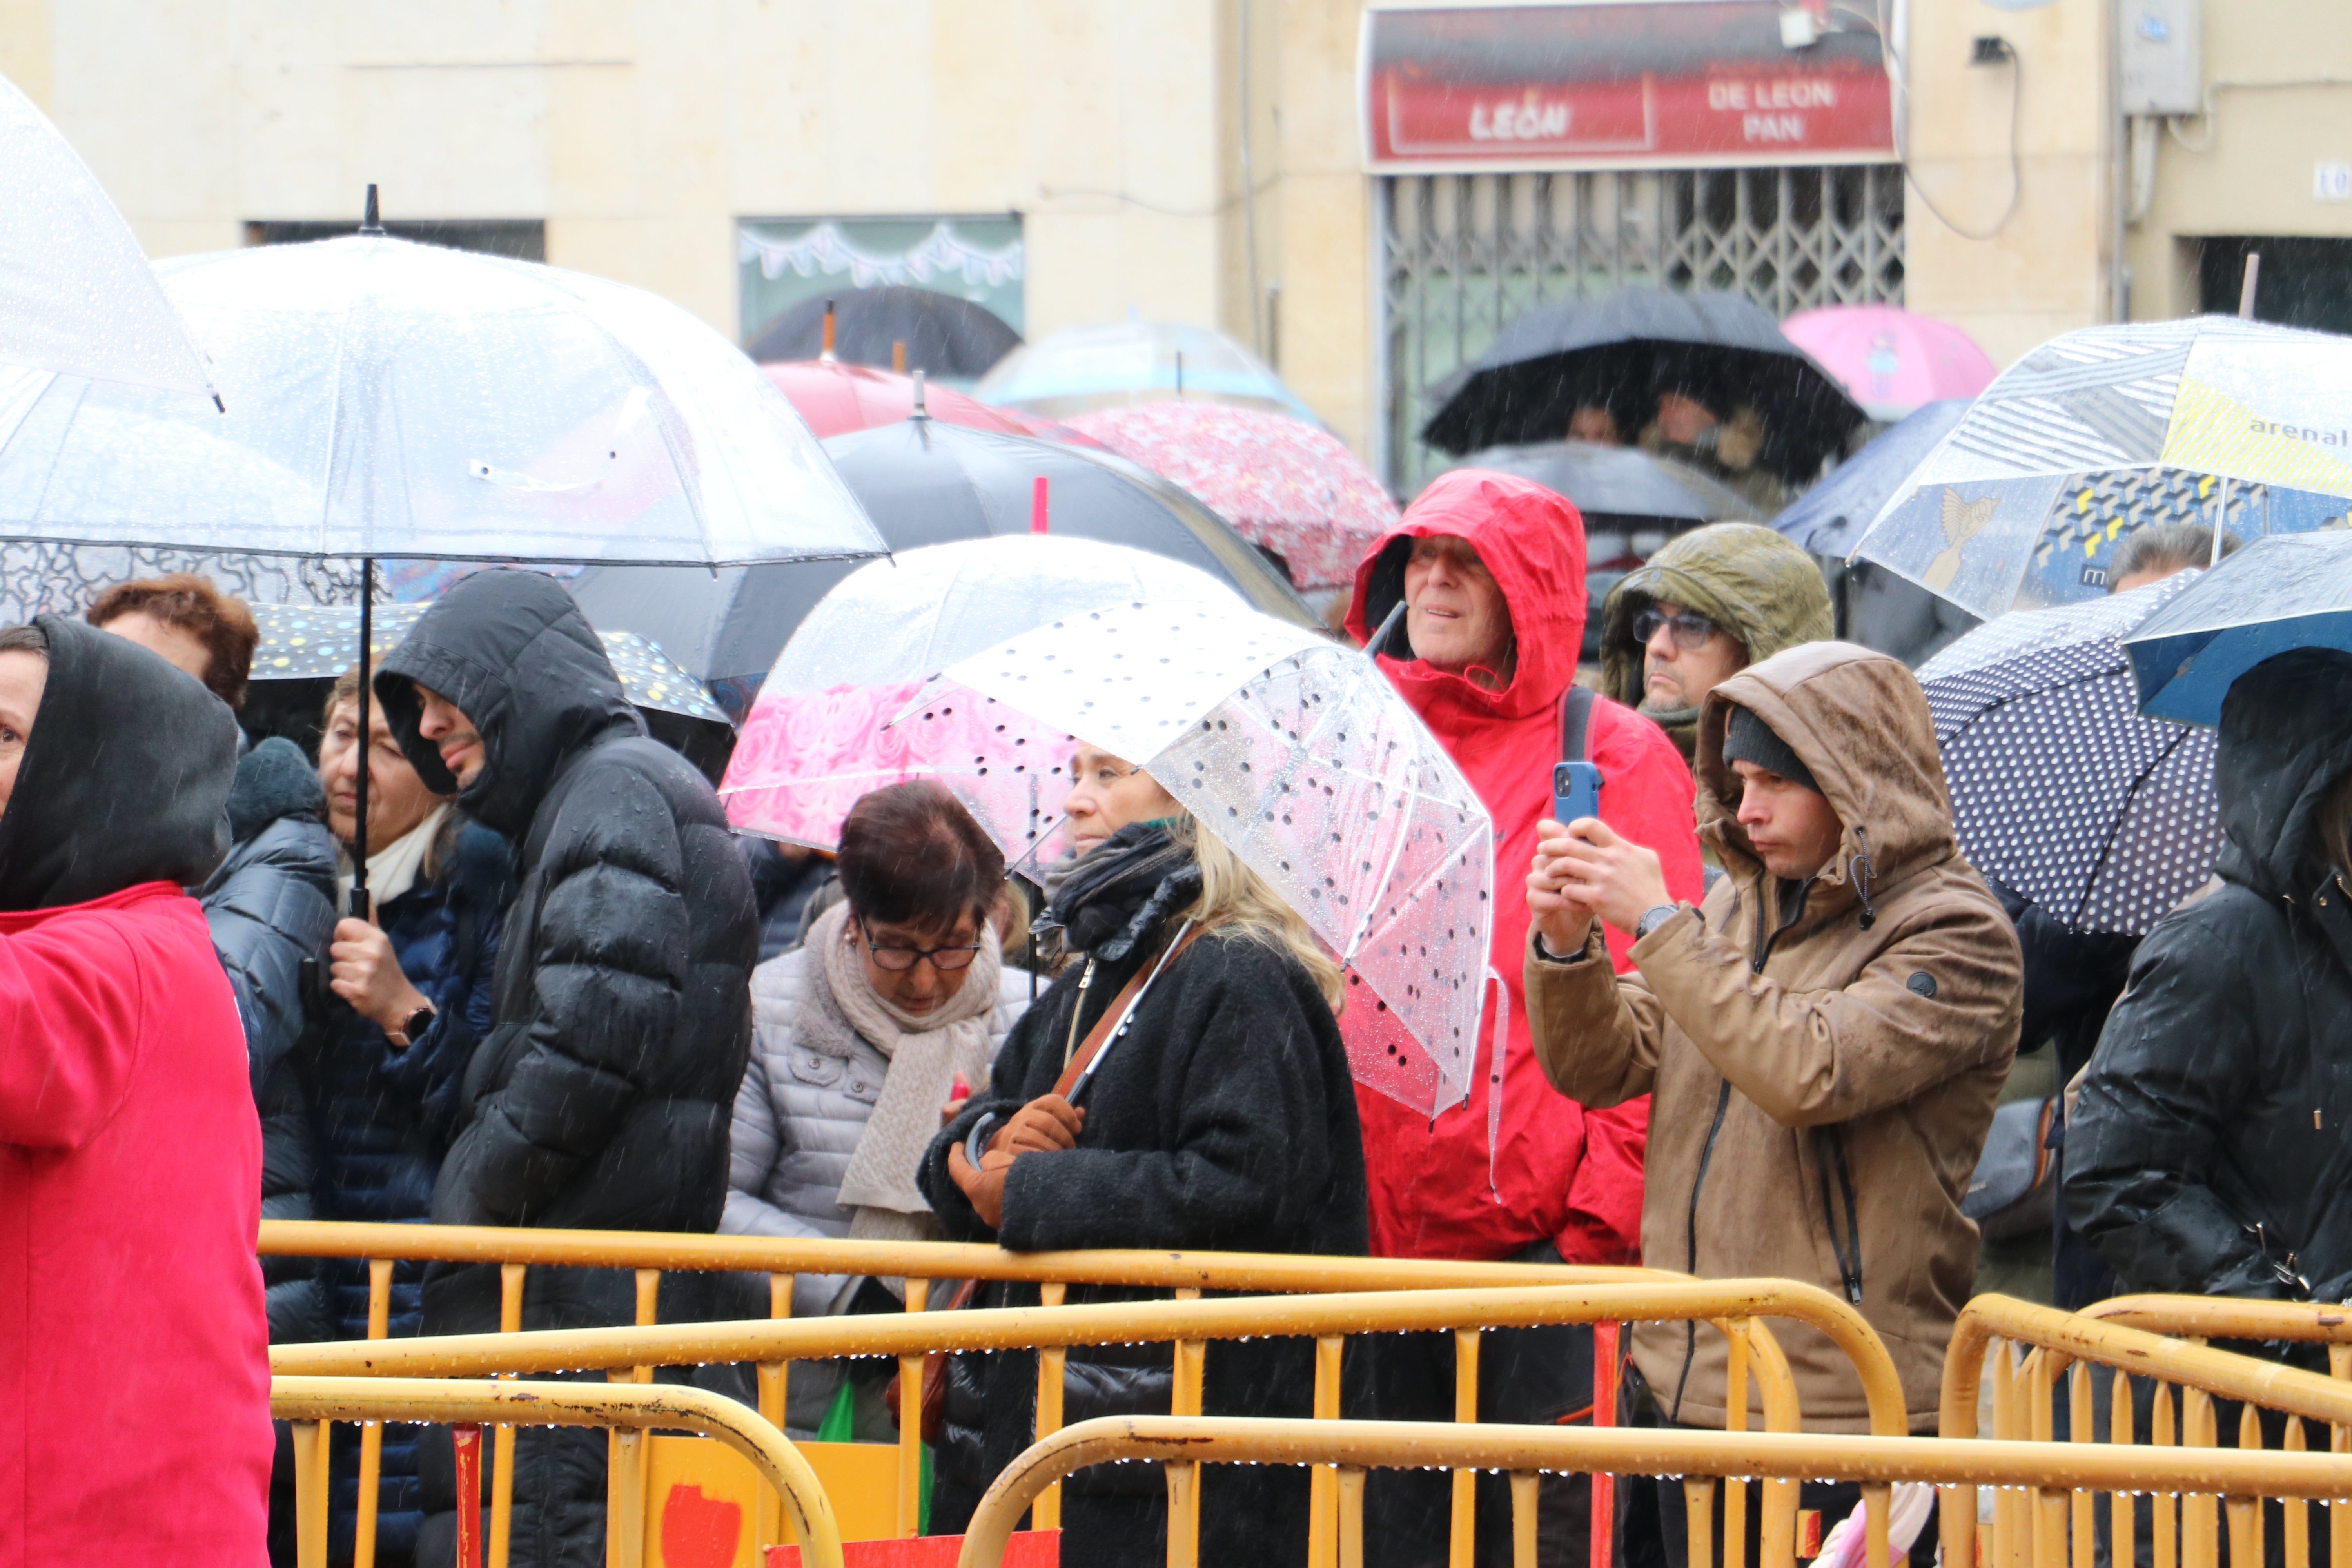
left=894, top=601, right=1495, bottom=1116
left=1917, top=572, right=2219, bottom=933
left=1849, top=318, right=2352, bottom=619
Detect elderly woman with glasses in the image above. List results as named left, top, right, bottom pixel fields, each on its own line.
left=721, top=780, right=1031, bottom=1438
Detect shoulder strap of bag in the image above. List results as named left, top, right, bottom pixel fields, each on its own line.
left=1560, top=683, right=1597, bottom=765
left=1051, top=926, right=1203, bottom=1099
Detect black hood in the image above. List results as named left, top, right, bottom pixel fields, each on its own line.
left=375, top=570, right=643, bottom=840
left=0, top=615, right=236, bottom=911
left=2213, top=648, right=2352, bottom=902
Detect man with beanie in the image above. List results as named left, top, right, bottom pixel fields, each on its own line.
left=1525, top=642, right=2021, bottom=1568
left=1599, top=522, right=1835, bottom=764
left=374, top=570, right=757, bottom=1568
left=0, top=618, right=269, bottom=1566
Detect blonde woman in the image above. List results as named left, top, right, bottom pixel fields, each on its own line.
left=919, top=740, right=1367, bottom=1568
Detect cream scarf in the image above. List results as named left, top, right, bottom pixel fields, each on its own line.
left=336, top=804, right=452, bottom=913
left=803, top=900, right=1001, bottom=1242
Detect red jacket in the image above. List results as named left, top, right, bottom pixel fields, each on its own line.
left=1347, top=470, right=1703, bottom=1262
left=0, top=881, right=270, bottom=1567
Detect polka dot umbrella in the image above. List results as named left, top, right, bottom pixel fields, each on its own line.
left=1917, top=570, right=2219, bottom=934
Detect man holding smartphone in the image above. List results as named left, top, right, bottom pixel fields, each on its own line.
left=1524, top=641, right=2022, bottom=1568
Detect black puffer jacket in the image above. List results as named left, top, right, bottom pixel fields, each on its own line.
left=2067, top=649, right=2352, bottom=1305
left=196, top=737, right=340, bottom=1345
left=918, top=829, right=1368, bottom=1568
left=378, top=570, right=755, bottom=1568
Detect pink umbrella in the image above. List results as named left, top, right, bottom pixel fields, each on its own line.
left=1062, top=402, right=1399, bottom=593
left=1780, top=305, right=1997, bottom=420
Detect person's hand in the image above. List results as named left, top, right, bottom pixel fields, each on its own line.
left=947, top=1138, right=1014, bottom=1230
left=1533, top=817, right=1673, bottom=940
left=1527, top=819, right=1601, bottom=956
left=998, top=1094, right=1084, bottom=1155
left=329, top=917, right=433, bottom=1042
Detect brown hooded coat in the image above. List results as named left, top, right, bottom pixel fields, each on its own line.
left=1526, top=642, right=2020, bottom=1433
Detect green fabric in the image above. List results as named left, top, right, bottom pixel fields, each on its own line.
left=1598, top=522, right=1835, bottom=760
left=816, top=1379, right=857, bottom=1443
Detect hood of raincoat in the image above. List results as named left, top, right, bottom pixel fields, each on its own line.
left=0, top=615, right=236, bottom=912
left=1695, top=641, right=1957, bottom=914
left=2211, top=649, right=2352, bottom=902
left=1600, top=522, right=1833, bottom=758
left=1345, top=468, right=1587, bottom=722
left=376, top=569, right=645, bottom=840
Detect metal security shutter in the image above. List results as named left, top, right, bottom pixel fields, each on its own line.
left=1379, top=166, right=1904, bottom=495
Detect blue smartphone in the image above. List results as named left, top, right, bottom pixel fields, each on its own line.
left=1553, top=760, right=1604, bottom=825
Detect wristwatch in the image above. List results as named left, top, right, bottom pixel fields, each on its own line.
left=388, top=1004, right=437, bottom=1049
left=1633, top=904, right=1682, bottom=941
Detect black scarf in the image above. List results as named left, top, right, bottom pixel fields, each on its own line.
left=1034, top=822, right=1201, bottom=965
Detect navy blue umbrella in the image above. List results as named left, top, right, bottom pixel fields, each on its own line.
left=1774, top=399, right=1973, bottom=557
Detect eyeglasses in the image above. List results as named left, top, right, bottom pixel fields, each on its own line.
left=862, top=934, right=985, bottom=973
left=1633, top=607, right=1719, bottom=650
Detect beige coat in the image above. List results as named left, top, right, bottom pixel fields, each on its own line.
left=1526, top=642, right=2020, bottom=1433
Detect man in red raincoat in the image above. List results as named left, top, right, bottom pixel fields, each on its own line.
left=0, top=616, right=268, bottom=1566
left=1345, top=468, right=1703, bottom=1564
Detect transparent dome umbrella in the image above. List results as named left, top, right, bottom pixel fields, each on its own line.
left=0, top=222, right=885, bottom=905
left=1846, top=318, right=2352, bottom=621
left=976, top=319, right=1318, bottom=423
left=0, top=73, right=214, bottom=398
left=1918, top=570, right=2218, bottom=935
left=719, top=534, right=1245, bottom=853
left=2123, top=531, right=2352, bottom=727
left=892, top=601, right=1496, bottom=1117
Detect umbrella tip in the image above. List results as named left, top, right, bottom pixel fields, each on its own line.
left=893, top=339, right=907, bottom=374
left=360, top=184, right=384, bottom=236
left=2239, top=252, right=2262, bottom=320
left=820, top=298, right=837, bottom=362
left=911, top=369, right=928, bottom=419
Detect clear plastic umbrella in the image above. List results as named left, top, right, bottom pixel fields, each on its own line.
left=720, top=535, right=1244, bottom=852
left=893, top=601, right=1495, bottom=1116
left=975, top=320, right=1316, bottom=423
left=0, top=73, right=214, bottom=397
left=1847, top=318, right=2352, bottom=620
left=2123, top=531, right=2352, bottom=726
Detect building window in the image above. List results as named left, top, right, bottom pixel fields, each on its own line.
left=245, top=220, right=545, bottom=261
left=736, top=216, right=1024, bottom=352
left=1379, top=166, right=1903, bottom=494
left=2198, top=237, right=2352, bottom=336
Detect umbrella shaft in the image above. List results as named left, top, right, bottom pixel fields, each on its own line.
left=351, top=557, right=374, bottom=920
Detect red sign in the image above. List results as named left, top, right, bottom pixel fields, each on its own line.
left=1363, top=4, right=1896, bottom=171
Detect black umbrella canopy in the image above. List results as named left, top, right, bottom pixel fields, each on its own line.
left=744, top=285, right=1022, bottom=379
left=1456, top=440, right=1759, bottom=531
left=564, top=418, right=1320, bottom=692
left=1421, top=286, right=1864, bottom=481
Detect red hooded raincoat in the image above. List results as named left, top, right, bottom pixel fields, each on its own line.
left=1346, top=469, right=1703, bottom=1261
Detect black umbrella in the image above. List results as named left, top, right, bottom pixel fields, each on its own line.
left=1456, top=441, right=1759, bottom=531
left=1421, top=286, right=1864, bottom=481
left=565, top=417, right=1322, bottom=697
left=744, top=286, right=1022, bottom=379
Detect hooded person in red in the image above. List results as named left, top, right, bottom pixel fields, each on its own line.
left=1345, top=470, right=1702, bottom=1565
left=0, top=616, right=267, bottom=1567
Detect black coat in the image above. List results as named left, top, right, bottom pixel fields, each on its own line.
left=196, top=738, right=341, bottom=1346
left=2067, top=648, right=2352, bottom=1305
left=919, top=918, right=1368, bottom=1568
left=378, top=572, right=755, bottom=1568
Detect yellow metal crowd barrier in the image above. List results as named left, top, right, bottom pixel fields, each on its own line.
left=955, top=1415, right=2352, bottom=1568
left=1942, top=1294, right=2352, bottom=1568
left=271, top=1273, right=1907, bottom=1568
left=271, top=1375, right=844, bottom=1568
left=257, top=1221, right=1903, bottom=1568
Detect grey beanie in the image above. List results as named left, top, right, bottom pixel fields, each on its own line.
left=1722, top=704, right=1821, bottom=794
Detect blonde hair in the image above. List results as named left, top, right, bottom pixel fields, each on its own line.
left=1168, top=817, right=1346, bottom=1013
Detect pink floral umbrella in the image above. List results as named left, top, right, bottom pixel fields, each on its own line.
left=1780, top=305, right=1998, bottom=421
left=1062, top=402, right=1399, bottom=593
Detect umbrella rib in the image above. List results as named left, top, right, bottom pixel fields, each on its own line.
left=2071, top=720, right=2193, bottom=927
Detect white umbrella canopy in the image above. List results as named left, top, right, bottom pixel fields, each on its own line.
left=0, top=74, right=214, bottom=397
left=720, top=534, right=1245, bottom=852
left=0, top=234, right=885, bottom=566
left=895, top=601, right=1496, bottom=1116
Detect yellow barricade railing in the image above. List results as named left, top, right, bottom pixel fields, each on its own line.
left=1942, top=1294, right=2352, bottom=1568
left=274, top=1276, right=1909, bottom=1568
left=955, top=1416, right=2352, bottom=1568
left=271, top=1375, right=844, bottom=1568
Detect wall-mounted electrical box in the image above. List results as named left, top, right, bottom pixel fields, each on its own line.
left=2118, top=0, right=2203, bottom=116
